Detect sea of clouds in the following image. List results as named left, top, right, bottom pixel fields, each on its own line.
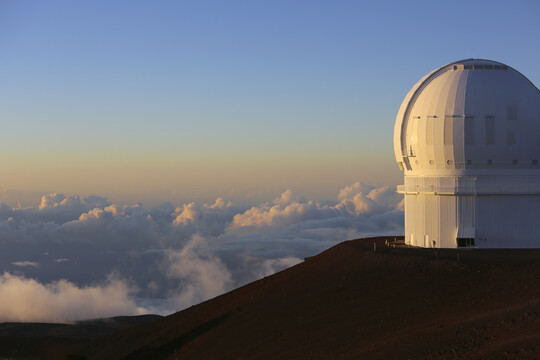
left=0, top=183, right=403, bottom=322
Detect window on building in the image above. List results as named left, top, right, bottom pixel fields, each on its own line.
left=465, top=117, right=474, bottom=145
left=507, top=104, right=518, bottom=121
left=485, top=116, right=496, bottom=145
left=507, top=129, right=516, bottom=144
left=444, top=117, right=454, bottom=145
left=426, top=117, right=434, bottom=145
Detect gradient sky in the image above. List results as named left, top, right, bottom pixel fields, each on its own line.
left=1, top=0, right=539, bottom=206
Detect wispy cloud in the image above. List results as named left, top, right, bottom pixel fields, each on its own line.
left=11, top=261, right=40, bottom=268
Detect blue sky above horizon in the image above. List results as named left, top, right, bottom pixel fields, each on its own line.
left=1, top=0, right=538, bottom=206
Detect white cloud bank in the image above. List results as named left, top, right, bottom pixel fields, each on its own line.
left=0, top=272, right=147, bottom=323
left=0, top=183, right=403, bottom=322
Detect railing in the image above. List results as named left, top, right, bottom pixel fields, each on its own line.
left=399, top=184, right=540, bottom=195
left=401, top=147, right=416, bottom=157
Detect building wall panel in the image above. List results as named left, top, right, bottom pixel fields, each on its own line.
left=476, top=195, right=540, bottom=248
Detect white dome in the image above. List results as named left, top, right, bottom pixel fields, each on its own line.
left=394, top=59, right=540, bottom=176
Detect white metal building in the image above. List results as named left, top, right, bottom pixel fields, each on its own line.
left=394, top=59, right=540, bottom=248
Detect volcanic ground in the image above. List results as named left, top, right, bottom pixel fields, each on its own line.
left=2, top=236, right=540, bottom=359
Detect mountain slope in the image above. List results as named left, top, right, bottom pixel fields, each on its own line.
left=76, top=237, right=540, bottom=359
left=0, top=315, right=163, bottom=359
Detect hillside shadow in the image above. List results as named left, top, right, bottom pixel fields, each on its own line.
left=121, top=313, right=231, bottom=360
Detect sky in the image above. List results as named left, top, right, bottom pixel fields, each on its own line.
left=0, top=0, right=539, bottom=322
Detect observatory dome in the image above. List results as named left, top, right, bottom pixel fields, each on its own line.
left=394, top=59, right=540, bottom=176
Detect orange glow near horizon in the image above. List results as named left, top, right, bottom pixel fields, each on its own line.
left=0, top=148, right=400, bottom=205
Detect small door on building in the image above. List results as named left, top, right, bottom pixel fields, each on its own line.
left=457, top=227, right=476, bottom=248
left=457, top=238, right=476, bottom=247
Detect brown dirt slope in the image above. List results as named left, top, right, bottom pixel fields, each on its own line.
left=77, top=237, right=540, bottom=360
left=0, top=315, right=162, bottom=359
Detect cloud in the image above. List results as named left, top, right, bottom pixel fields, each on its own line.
left=171, top=198, right=240, bottom=237
left=228, top=182, right=402, bottom=231
left=256, top=257, right=303, bottom=278
left=337, top=182, right=375, bottom=201
left=228, top=190, right=337, bottom=230
left=0, top=182, right=403, bottom=321
left=161, top=235, right=233, bottom=311
left=11, top=261, right=39, bottom=268
left=0, top=272, right=148, bottom=323
left=0, top=193, right=110, bottom=226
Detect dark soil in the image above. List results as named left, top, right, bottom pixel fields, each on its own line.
left=4, top=237, right=540, bottom=359
left=0, top=315, right=162, bottom=359
left=78, top=237, right=540, bottom=360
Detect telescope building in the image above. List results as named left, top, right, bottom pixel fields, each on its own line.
left=394, top=59, right=540, bottom=248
